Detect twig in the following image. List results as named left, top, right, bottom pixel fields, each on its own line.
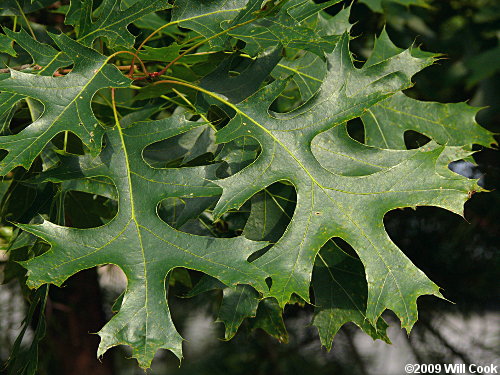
left=0, top=64, right=39, bottom=74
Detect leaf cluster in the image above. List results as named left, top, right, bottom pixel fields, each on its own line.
left=0, top=0, right=495, bottom=371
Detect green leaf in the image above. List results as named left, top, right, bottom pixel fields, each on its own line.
left=249, top=297, right=288, bottom=343
left=0, top=33, right=16, bottom=56
left=138, top=43, right=182, bottom=61
left=465, top=45, right=500, bottom=87
left=312, top=242, right=390, bottom=350
left=243, top=183, right=295, bottom=243
left=312, top=124, right=415, bottom=177
left=362, top=92, right=496, bottom=149
left=1, top=1, right=494, bottom=370
left=0, top=28, right=73, bottom=137
left=3, top=28, right=72, bottom=69
left=272, top=51, right=326, bottom=104
left=209, top=33, right=477, bottom=331
left=243, top=171, right=388, bottom=344
left=217, top=284, right=260, bottom=340
left=19, top=114, right=269, bottom=368
left=66, top=0, right=172, bottom=48
left=0, top=33, right=130, bottom=174
left=360, top=29, right=495, bottom=149
left=365, top=28, right=437, bottom=67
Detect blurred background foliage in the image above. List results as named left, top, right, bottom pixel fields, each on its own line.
left=0, top=0, right=499, bottom=374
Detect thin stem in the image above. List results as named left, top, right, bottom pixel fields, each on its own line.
left=111, top=89, right=120, bottom=124
left=129, top=21, right=178, bottom=77
left=157, top=17, right=257, bottom=77
left=15, top=1, right=36, bottom=40
left=106, top=51, right=149, bottom=78
left=63, top=131, right=68, bottom=153
left=158, top=94, right=185, bottom=108
left=153, top=79, right=236, bottom=112
left=58, top=65, right=136, bottom=74
left=171, top=88, right=215, bottom=130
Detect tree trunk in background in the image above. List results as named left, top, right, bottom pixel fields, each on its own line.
left=44, top=268, right=114, bottom=375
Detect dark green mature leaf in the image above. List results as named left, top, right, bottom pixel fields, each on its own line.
left=268, top=6, right=351, bottom=103
left=173, top=0, right=342, bottom=55
left=243, top=183, right=295, bottom=243
left=188, top=275, right=287, bottom=341
left=360, top=29, right=495, bottom=149
left=3, top=28, right=72, bottom=70
left=210, top=33, right=478, bottom=331
left=312, top=124, right=426, bottom=176
left=362, top=92, right=496, bottom=149
left=312, top=242, right=390, bottom=350
left=249, top=297, right=288, bottom=342
left=0, top=33, right=15, bottom=56
left=19, top=114, right=268, bottom=368
left=66, top=0, right=172, bottom=48
left=0, top=34, right=130, bottom=174
left=365, top=29, right=437, bottom=67
left=138, top=43, right=182, bottom=61
left=0, top=0, right=494, bottom=370
left=243, top=175, right=388, bottom=343
left=272, top=51, right=326, bottom=104
left=0, top=28, right=72, bottom=136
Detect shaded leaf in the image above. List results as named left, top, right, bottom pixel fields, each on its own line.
left=201, top=46, right=282, bottom=103
left=312, top=241, right=390, bottom=350
left=217, top=284, right=260, bottom=340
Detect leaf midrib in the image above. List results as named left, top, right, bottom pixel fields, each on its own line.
left=115, top=105, right=150, bottom=358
